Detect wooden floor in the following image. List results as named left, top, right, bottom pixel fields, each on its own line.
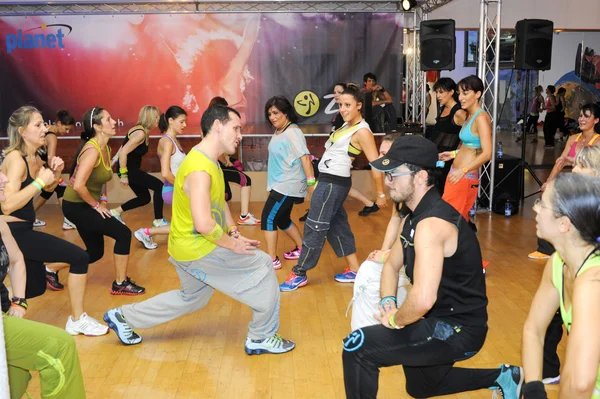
left=16, top=131, right=565, bottom=398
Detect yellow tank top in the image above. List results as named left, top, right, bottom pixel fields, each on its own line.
left=168, top=148, right=226, bottom=261
left=551, top=251, right=600, bottom=395
left=64, top=140, right=113, bottom=203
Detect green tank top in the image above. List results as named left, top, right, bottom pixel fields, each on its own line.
left=551, top=251, right=600, bottom=396
left=64, top=140, right=113, bottom=202
left=168, top=148, right=226, bottom=261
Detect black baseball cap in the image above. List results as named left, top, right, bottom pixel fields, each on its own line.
left=370, top=135, right=438, bottom=172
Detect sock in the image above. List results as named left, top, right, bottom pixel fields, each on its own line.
left=143, top=228, right=152, bottom=236
left=240, top=214, right=247, bottom=218
left=46, top=266, right=54, bottom=274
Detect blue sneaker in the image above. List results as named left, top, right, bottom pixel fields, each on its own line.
left=244, top=334, right=295, bottom=355
left=492, top=364, right=523, bottom=399
left=334, top=268, right=357, bottom=283
left=104, top=308, right=142, bottom=345
left=279, top=272, right=308, bottom=291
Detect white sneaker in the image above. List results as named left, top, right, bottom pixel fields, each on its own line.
left=62, top=217, right=76, bottom=230
left=244, top=334, right=295, bottom=355
left=152, top=218, right=170, bottom=228
left=238, top=212, right=261, bottom=226
left=542, top=375, right=560, bottom=385
left=33, top=218, right=46, bottom=227
left=110, top=209, right=126, bottom=225
left=65, top=312, right=109, bottom=336
left=134, top=228, right=158, bottom=250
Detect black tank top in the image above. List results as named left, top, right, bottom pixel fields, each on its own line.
left=1, top=156, right=36, bottom=223
left=433, top=103, right=462, bottom=152
left=555, top=99, right=564, bottom=115
left=402, top=189, right=488, bottom=326
left=122, top=125, right=149, bottom=169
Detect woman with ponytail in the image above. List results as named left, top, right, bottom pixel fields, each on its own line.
left=0, top=106, right=107, bottom=336
left=521, top=172, right=600, bottom=399
left=133, top=106, right=187, bottom=249
left=63, top=107, right=145, bottom=296
left=33, top=109, right=77, bottom=230
left=109, top=105, right=168, bottom=227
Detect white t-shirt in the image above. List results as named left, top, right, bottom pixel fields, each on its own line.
left=267, top=124, right=310, bottom=198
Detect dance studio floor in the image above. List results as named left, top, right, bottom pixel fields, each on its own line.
left=17, top=131, right=564, bottom=398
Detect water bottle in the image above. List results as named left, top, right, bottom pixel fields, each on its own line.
left=496, top=141, right=503, bottom=158
left=505, top=200, right=512, bottom=218
left=469, top=203, right=476, bottom=217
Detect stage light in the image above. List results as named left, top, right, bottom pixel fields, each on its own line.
left=402, top=0, right=417, bottom=11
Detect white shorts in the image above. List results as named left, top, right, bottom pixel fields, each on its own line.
left=349, top=260, right=410, bottom=331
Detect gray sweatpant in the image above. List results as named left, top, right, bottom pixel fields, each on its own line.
left=292, top=180, right=356, bottom=276
left=121, top=247, right=280, bottom=340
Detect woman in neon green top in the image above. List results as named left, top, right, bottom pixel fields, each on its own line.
left=522, top=172, right=600, bottom=399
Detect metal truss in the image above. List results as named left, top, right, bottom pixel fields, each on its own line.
left=403, top=8, right=426, bottom=129
left=0, top=1, right=405, bottom=15
left=476, top=0, right=501, bottom=210
left=417, top=0, right=454, bottom=14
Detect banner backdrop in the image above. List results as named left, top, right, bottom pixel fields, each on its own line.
left=0, top=13, right=403, bottom=133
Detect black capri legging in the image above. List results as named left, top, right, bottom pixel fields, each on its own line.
left=40, top=184, right=66, bottom=200
left=63, top=201, right=132, bottom=264
left=222, top=166, right=251, bottom=202
left=120, top=167, right=164, bottom=219
left=7, top=221, right=89, bottom=298
left=261, top=190, right=303, bottom=231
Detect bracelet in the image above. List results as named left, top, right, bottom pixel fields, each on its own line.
left=379, top=251, right=389, bottom=264
left=100, top=195, right=108, bottom=203
left=388, top=313, right=401, bottom=329
left=119, top=167, right=128, bottom=174
left=228, top=225, right=239, bottom=237
left=11, top=297, right=28, bottom=310
left=205, top=223, right=224, bottom=243
left=31, top=181, right=43, bottom=191
left=307, top=178, right=316, bottom=186
left=120, top=174, right=128, bottom=179
left=380, top=296, right=397, bottom=308
left=451, top=150, right=458, bottom=159
left=92, top=201, right=100, bottom=210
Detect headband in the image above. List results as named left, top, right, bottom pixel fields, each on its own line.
left=90, top=107, right=95, bottom=127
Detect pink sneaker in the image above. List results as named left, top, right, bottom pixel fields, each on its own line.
left=272, top=256, right=282, bottom=270
left=283, top=246, right=301, bottom=260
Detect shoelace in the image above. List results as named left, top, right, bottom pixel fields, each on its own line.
left=285, top=273, right=298, bottom=284
left=264, top=334, right=284, bottom=348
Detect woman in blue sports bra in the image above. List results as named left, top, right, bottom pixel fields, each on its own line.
left=438, top=75, right=493, bottom=221
left=521, top=172, right=600, bottom=399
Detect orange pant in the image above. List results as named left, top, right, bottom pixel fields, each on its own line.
left=442, top=171, right=479, bottom=220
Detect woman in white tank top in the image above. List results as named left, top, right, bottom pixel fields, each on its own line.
left=133, top=106, right=187, bottom=249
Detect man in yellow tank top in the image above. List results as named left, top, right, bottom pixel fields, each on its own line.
left=104, top=106, right=295, bottom=355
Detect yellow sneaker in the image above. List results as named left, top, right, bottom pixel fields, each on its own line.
left=528, top=251, right=550, bottom=260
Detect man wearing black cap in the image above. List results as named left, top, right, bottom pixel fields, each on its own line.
left=342, top=136, right=522, bottom=399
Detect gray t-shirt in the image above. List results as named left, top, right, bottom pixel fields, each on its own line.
left=267, top=125, right=310, bottom=198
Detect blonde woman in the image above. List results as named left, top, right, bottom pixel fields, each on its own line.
left=110, top=105, right=169, bottom=227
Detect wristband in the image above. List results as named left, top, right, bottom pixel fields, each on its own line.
left=31, top=181, right=43, bottom=191
left=521, top=381, right=547, bottom=399
left=205, top=223, right=224, bottom=243
left=119, top=167, right=128, bottom=174
left=451, top=150, right=458, bottom=158
left=92, top=201, right=100, bottom=210
left=228, top=225, right=239, bottom=237
left=120, top=174, right=128, bottom=179
left=100, top=195, right=108, bottom=203
left=379, top=250, right=390, bottom=264
left=388, top=313, right=401, bottom=329
left=58, top=177, right=66, bottom=186
left=11, top=297, right=28, bottom=310
left=307, top=178, right=316, bottom=186
left=380, top=296, right=397, bottom=308
left=35, top=177, right=46, bottom=188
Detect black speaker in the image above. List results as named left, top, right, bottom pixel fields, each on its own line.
left=514, top=19, right=554, bottom=70
left=420, top=19, right=455, bottom=71
left=478, top=154, right=522, bottom=211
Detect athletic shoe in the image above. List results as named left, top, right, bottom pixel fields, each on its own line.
left=528, top=251, right=551, bottom=260
left=65, top=312, right=109, bottom=336
left=110, top=209, right=126, bottom=225
left=152, top=218, right=170, bottom=228
left=358, top=204, right=379, bottom=217
left=491, top=364, right=523, bottom=399
left=542, top=375, right=560, bottom=385
left=111, top=277, right=145, bottom=296
left=272, top=256, right=282, bottom=270
left=244, top=333, right=295, bottom=355
left=279, top=272, right=308, bottom=291
left=238, top=213, right=260, bottom=226
left=283, top=246, right=301, bottom=260
left=62, top=217, right=76, bottom=230
left=299, top=210, right=309, bottom=222
left=104, top=308, right=143, bottom=345
left=33, top=218, right=46, bottom=227
left=46, top=270, right=64, bottom=291
left=134, top=228, right=158, bottom=250
left=334, top=268, right=357, bottom=283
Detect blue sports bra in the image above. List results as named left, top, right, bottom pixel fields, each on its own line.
left=459, top=109, right=484, bottom=149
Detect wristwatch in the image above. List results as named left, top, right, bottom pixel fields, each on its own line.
left=378, top=193, right=386, bottom=199
left=11, top=296, right=28, bottom=309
